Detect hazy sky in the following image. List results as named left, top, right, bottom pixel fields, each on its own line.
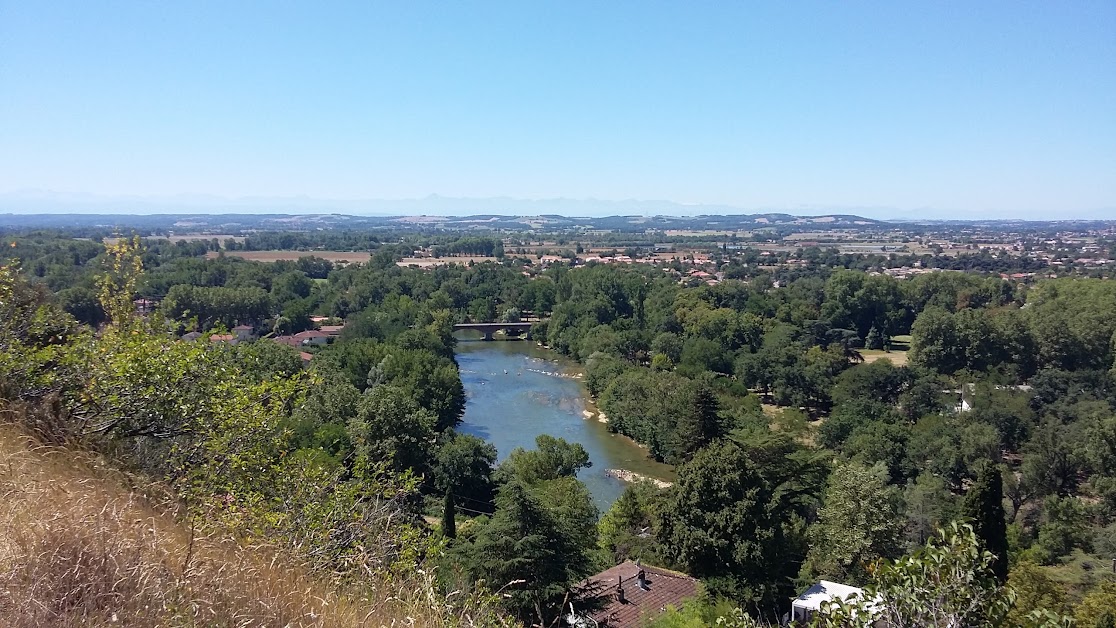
left=1, top=1, right=1114, bottom=218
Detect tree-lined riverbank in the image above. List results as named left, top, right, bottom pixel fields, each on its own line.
left=455, top=339, right=674, bottom=511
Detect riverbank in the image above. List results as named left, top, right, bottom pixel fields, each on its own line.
left=605, top=469, right=673, bottom=489
left=454, top=339, right=674, bottom=510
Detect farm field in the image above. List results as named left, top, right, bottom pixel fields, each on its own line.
left=205, top=250, right=372, bottom=263
left=397, top=256, right=500, bottom=267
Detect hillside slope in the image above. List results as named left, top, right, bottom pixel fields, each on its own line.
left=0, top=423, right=383, bottom=627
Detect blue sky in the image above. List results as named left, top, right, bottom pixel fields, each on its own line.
left=1, top=1, right=1113, bottom=219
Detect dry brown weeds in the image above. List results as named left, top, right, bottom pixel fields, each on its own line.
left=0, top=423, right=392, bottom=627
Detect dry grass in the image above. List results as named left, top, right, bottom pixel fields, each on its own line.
left=859, top=349, right=909, bottom=366
left=0, top=424, right=385, bottom=627
left=0, top=422, right=516, bottom=627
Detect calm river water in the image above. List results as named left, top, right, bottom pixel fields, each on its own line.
left=455, top=339, right=674, bottom=512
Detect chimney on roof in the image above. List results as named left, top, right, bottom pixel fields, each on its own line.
left=616, top=576, right=626, bottom=603
left=637, top=569, right=648, bottom=591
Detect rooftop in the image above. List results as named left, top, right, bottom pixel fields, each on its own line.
left=579, top=561, right=698, bottom=627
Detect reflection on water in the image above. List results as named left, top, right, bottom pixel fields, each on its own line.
left=455, top=339, right=674, bottom=512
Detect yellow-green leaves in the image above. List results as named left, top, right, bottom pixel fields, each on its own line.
left=97, top=235, right=144, bottom=329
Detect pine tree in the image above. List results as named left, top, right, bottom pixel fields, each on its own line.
left=672, top=383, right=722, bottom=461
left=443, top=490, right=457, bottom=539
left=962, top=461, right=1009, bottom=583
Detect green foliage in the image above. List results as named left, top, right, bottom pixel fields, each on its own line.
left=598, top=481, right=668, bottom=566
left=656, top=438, right=819, bottom=606
left=672, top=382, right=723, bottom=461
left=817, top=399, right=899, bottom=451
left=831, top=360, right=913, bottom=407
left=452, top=480, right=593, bottom=625
left=962, top=461, right=1010, bottom=582
left=601, top=369, right=694, bottom=461
left=317, top=339, right=465, bottom=430
left=348, top=384, right=438, bottom=474
left=77, top=329, right=234, bottom=443
left=812, top=523, right=1015, bottom=628
left=0, top=261, right=84, bottom=404
left=97, top=236, right=145, bottom=328
left=233, top=338, right=304, bottom=381
left=821, top=270, right=904, bottom=339
left=909, top=306, right=1027, bottom=376
left=496, top=434, right=591, bottom=484
left=1026, top=278, right=1116, bottom=372
left=1022, top=420, right=1085, bottom=499
left=162, top=283, right=272, bottom=329
left=647, top=600, right=765, bottom=628
left=804, top=462, right=904, bottom=584
left=1005, top=562, right=1070, bottom=626
left=434, top=430, right=497, bottom=507
left=904, top=473, right=959, bottom=547
left=1036, top=496, right=1093, bottom=563
left=843, top=420, right=913, bottom=483
left=1077, top=581, right=1116, bottom=628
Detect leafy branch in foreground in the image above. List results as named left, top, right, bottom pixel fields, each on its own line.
left=812, top=522, right=1074, bottom=628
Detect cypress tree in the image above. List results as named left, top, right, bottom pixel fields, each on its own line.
left=962, top=461, right=1009, bottom=583
left=443, top=490, right=457, bottom=539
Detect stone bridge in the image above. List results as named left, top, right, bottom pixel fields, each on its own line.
left=453, top=321, right=535, bottom=341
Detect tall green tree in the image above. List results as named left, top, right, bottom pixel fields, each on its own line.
left=962, top=461, right=1009, bottom=583
left=455, top=480, right=590, bottom=625
left=672, top=382, right=722, bottom=461
left=804, top=462, right=904, bottom=584
left=656, top=440, right=790, bottom=606
left=434, top=431, right=497, bottom=508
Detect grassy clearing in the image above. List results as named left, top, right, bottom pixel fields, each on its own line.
left=861, top=335, right=911, bottom=366
left=860, top=349, right=909, bottom=366
left=1042, top=549, right=1116, bottom=599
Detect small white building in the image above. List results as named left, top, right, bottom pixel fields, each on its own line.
left=791, top=580, right=881, bottom=624
left=293, top=330, right=330, bottom=346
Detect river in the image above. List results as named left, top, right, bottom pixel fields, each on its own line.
left=455, top=339, right=674, bottom=512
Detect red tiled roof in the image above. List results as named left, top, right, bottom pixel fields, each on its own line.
left=271, top=335, right=302, bottom=347
left=293, top=330, right=328, bottom=339
left=209, top=334, right=235, bottom=342
left=582, top=561, right=699, bottom=627
left=299, top=352, right=313, bottom=362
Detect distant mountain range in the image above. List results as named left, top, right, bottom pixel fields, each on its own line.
left=3, top=190, right=1111, bottom=222
left=0, top=192, right=1112, bottom=232
left=3, top=211, right=1114, bottom=236
left=0, top=211, right=884, bottom=233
